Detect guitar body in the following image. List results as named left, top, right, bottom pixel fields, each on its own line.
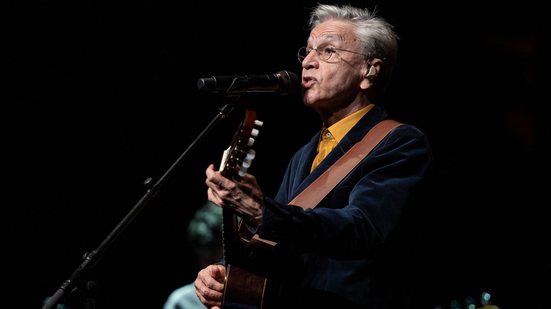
left=223, top=264, right=267, bottom=309
left=219, top=109, right=273, bottom=309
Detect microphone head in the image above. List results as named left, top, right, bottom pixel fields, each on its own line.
left=196, top=78, right=210, bottom=91
left=275, top=70, right=300, bottom=95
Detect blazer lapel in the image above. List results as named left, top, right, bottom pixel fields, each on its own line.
left=289, top=105, right=388, bottom=201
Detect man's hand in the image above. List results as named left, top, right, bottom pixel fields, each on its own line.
left=194, top=264, right=226, bottom=309
left=205, top=164, right=264, bottom=225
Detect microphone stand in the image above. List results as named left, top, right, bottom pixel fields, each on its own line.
left=42, top=98, right=240, bottom=309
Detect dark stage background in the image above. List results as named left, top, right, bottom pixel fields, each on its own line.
left=6, top=1, right=548, bottom=308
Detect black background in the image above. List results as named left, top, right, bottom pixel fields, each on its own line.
left=6, top=1, right=549, bottom=308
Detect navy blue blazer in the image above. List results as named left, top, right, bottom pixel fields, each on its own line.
left=259, top=105, right=432, bottom=308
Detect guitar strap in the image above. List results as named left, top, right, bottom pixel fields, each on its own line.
left=248, top=119, right=402, bottom=248
left=289, top=119, right=402, bottom=209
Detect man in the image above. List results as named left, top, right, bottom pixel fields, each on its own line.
left=195, top=3, right=432, bottom=309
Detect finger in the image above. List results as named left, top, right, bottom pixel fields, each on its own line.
left=205, top=165, right=221, bottom=186
left=206, top=163, right=216, bottom=175
left=205, top=172, right=220, bottom=188
left=195, top=268, right=224, bottom=307
left=209, top=264, right=226, bottom=282
left=207, top=188, right=224, bottom=206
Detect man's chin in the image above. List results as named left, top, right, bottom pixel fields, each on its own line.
left=302, top=91, right=317, bottom=106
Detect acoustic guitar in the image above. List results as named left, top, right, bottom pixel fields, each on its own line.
left=218, top=109, right=271, bottom=309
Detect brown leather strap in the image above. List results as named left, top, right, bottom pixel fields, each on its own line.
left=289, top=119, right=402, bottom=209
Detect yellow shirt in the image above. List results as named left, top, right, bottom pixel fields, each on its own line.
left=310, top=104, right=375, bottom=172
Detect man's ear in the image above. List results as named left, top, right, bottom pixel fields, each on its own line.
left=366, top=65, right=376, bottom=78
left=360, top=59, right=382, bottom=89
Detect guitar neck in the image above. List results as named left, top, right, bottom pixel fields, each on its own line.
left=219, top=109, right=262, bottom=265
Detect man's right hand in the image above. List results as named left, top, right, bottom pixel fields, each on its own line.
left=194, top=264, right=226, bottom=309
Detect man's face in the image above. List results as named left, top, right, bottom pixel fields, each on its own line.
left=300, top=20, right=369, bottom=114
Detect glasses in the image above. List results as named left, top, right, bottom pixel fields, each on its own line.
left=297, top=46, right=369, bottom=63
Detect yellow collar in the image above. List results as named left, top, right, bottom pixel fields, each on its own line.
left=325, top=104, right=374, bottom=143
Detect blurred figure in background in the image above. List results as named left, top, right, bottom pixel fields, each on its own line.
left=164, top=201, right=223, bottom=309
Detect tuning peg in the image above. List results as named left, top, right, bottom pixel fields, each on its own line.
left=254, top=119, right=264, bottom=127
left=245, top=149, right=256, bottom=161
left=247, top=137, right=255, bottom=147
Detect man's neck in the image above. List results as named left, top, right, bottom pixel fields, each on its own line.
left=321, top=101, right=372, bottom=127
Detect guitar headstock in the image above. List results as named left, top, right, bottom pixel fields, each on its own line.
left=219, top=109, right=263, bottom=180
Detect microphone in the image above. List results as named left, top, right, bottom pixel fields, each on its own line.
left=197, top=70, right=300, bottom=95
